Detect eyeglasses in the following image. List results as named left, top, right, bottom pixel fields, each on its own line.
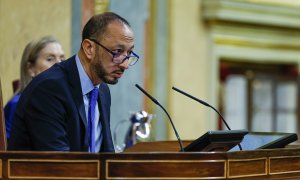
left=89, top=38, right=139, bottom=66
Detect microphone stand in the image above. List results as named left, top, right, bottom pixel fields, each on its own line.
left=172, top=86, right=243, bottom=151
left=135, top=84, right=184, bottom=152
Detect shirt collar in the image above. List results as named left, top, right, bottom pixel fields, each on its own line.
left=75, top=54, right=100, bottom=95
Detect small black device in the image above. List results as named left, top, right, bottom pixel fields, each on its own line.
left=184, top=129, right=248, bottom=152
left=230, top=132, right=298, bottom=151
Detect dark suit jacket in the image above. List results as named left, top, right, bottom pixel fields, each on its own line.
left=8, top=56, right=115, bottom=152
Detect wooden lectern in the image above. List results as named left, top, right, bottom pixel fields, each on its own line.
left=0, top=141, right=300, bottom=179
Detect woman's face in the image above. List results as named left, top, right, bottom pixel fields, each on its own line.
left=30, top=42, right=65, bottom=76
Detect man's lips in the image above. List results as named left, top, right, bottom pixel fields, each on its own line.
left=112, top=71, right=124, bottom=78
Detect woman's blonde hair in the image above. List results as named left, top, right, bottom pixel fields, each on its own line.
left=19, top=36, right=60, bottom=92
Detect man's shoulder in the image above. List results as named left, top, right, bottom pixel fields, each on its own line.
left=33, top=67, right=67, bottom=87
left=34, top=56, right=77, bottom=83
left=47, top=55, right=76, bottom=74
left=23, top=56, right=78, bottom=95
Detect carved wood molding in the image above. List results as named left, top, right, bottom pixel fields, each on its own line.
left=203, top=0, right=300, bottom=29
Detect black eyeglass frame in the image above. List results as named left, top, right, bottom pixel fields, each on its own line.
left=88, top=38, right=139, bottom=66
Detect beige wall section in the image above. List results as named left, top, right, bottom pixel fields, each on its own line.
left=168, top=0, right=299, bottom=139
left=0, top=0, right=71, bottom=105
left=167, top=0, right=300, bottom=141
left=168, top=0, right=210, bottom=140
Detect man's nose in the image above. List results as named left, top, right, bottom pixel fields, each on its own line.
left=119, top=59, right=129, bottom=69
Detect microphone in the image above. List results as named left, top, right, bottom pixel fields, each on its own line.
left=135, top=84, right=184, bottom=152
left=172, top=86, right=243, bottom=150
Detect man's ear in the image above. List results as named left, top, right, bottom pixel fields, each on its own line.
left=81, top=39, right=95, bottom=60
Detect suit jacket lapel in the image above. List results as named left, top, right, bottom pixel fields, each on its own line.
left=63, top=56, right=88, bottom=130
left=98, top=84, right=114, bottom=152
left=98, top=87, right=107, bottom=138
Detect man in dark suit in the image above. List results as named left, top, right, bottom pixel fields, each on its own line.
left=8, top=12, right=139, bottom=152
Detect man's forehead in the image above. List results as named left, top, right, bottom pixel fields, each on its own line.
left=105, top=21, right=133, bottom=36
left=101, top=22, right=134, bottom=45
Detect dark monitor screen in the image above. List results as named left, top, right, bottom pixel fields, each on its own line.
left=184, top=130, right=248, bottom=152
left=230, top=132, right=298, bottom=151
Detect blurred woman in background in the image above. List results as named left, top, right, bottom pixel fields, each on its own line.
left=4, top=36, right=65, bottom=139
